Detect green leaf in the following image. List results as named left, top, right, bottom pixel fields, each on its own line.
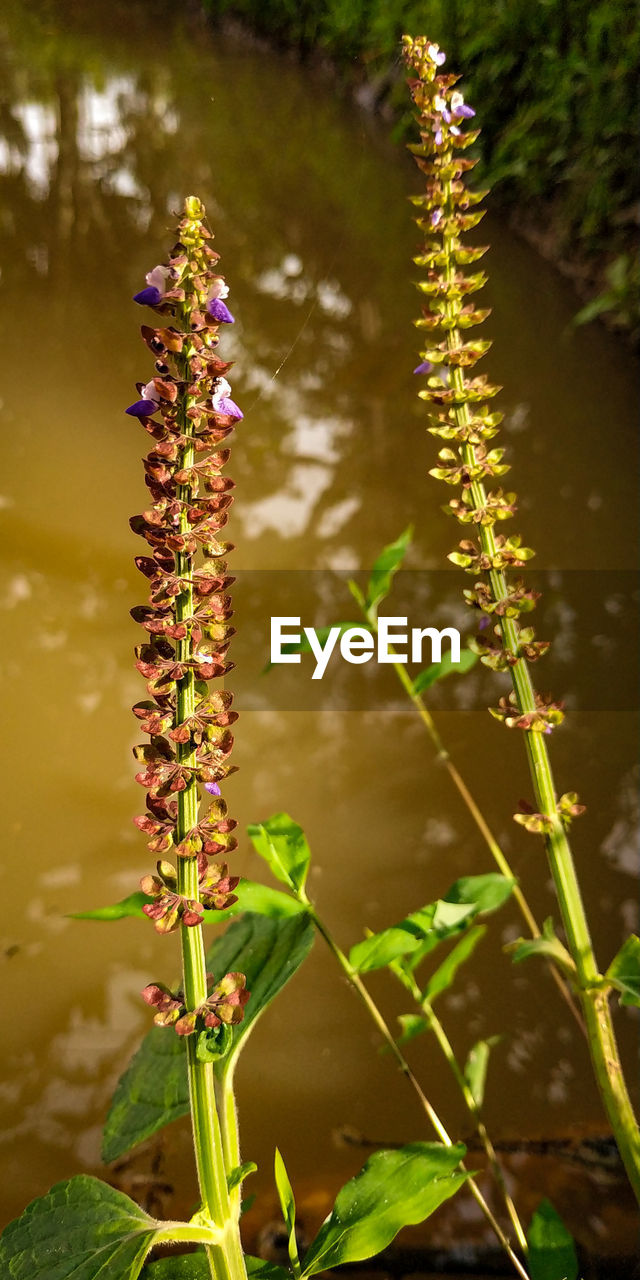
left=0, top=1175, right=161, bottom=1280
left=350, top=874, right=514, bottom=976
left=143, top=1256, right=208, bottom=1278
left=463, top=1036, right=501, bottom=1109
left=102, top=912, right=314, bottom=1162
left=507, top=918, right=577, bottom=980
left=422, top=926, right=486, bottom=1004
left=527, top=1199, right=578, bottom=1280
left=228, top=1161, right=258, bottom=1194
left=300, top=1143, right=467, bottom=1276
left=247, top=814, right=311, bottom=894
left=195, top=1023, right=234, bottom=1062
left=396, top=1013, right=429, bottom=1045
left=412, top=647, right=478, bottom=695
left=143, top=1256, right=289, bottom=1280
left=366, top=526, right=413, bottom=613
left=606, top=934, right=640, bottom=1008
left=71, top=878, right=304, bottom=925
left=274, top=1149, right=301, bottom=1276
left=444, top=873, right=516, bottom=915
left=245, top=1260, right=291, bottom=1280
left=69, top=891, right=150, bottom=921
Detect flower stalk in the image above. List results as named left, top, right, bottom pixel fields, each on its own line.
left=402, top=36, right=640, bottom=1202
left=128, top=196, right=249, bottom=1278
left=348, top=579, right=583, bottom=1033
left=297, top=888, right=530, bottom=1280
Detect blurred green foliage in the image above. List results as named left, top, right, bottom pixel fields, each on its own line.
left=208, top=0, right=639, bottom=331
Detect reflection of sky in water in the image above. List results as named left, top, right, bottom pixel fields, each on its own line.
left=0, top=76, right=179, bottom=205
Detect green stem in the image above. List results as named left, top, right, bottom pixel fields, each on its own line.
left=217, top=1065, right=243, bottom=1217
left=361, top=606, right=584, bottom=1034
left=402, top=969, right=528, bottom=1254
left=300, top=893, right=530, bottom=1280
left=171, top=271, right=247, bottom=1280
left=439, top=173, right=640, bottom=1203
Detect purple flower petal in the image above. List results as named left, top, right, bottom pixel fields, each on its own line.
left=126, top=398, right=160, bottom=417
left=217, top=397, right=243, bottom=421
left=458, top=104, right=476, bottom=118
left=434, top=129, right=443, bottom=146
left=413, top=360, right=433, bottom=375
left=207, top=298, right=235, bottom=324
left=205, top=780, right=222, bottom=796
left=133, top=286, right=162, bottom=306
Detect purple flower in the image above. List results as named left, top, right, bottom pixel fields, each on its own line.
left=212, top=377, right=243, bottom=421
left=205, top=780, right=221, bottom=796
left=126, top=380, right=161, bottom=418
left=133, top=265, right=171, bottom=307
left=434, top=128, right=443, bottom=146
left=134, top=285, right=163, bottom=306
left=450, top=91, right=475, bottom=119
left=427, top=43, right=446, bottom=66
left=207, top=297, right=235, bottom=324
left=413, top=360, right=433, bottom=375
left=430, top=208, right=443, bottom=229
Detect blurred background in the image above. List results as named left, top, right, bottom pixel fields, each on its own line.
left=0, top=1, right=638, bottom=1274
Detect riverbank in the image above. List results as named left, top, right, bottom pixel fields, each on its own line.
left=207, top=0, right=639, bottom=341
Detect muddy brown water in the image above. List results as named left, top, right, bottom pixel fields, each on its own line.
left=0, top=0, right=638, bottom=1270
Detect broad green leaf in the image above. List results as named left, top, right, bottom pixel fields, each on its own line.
left=366, top=526, right=413, bottom=613
left=245, top=1260, right=291, bottom=1280
left=143, top=1258, right=208, bottom=1279
left=606, top=934, right=640, bottom=1008
left=527, top=1199, right=578, bottom=1280
left=228, top=1161, right=258, bottom=1193
left=508, top=918, right=577, bottom=979
left=102, top=912, right=314, bottom=1161
left=0, top=1175, right=161, bottom=1280
left=143, top=1256, right=289, bottom=1280
left=71, top=878, right=304, bottom=925
left=463, top=1035, right=501, bottom=1109
left=349, top=875, right=513, bottom=977
left=300, top=1143, right=467, bottom=1276
left=444, top=873, right=516, bottom=915
left=274, top=1149, right=301, bottom=1276
left=412, top=647, right=478, bottom=695
left=397, top=1013, right=429, bottom=1045
left=247, top=814, right=311, bottom=894
left=422, top=925, right=486, bottom=1003
left=70, top=891, right=150, bottom=921
left=263, top=623, right=365, bottom=672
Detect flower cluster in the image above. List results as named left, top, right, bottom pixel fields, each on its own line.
left=128, top=196, right=247, bottom=1027
left=402, top=36, right=558, bottom=712
left=142, top=971, right=249, bottom=1037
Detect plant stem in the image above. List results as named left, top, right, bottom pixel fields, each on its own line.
left=216, top=1066, right=243, bottom=1217
left=173, top=284, right=247, bottom=1279
left=358, top=601, right=583, bottom=1034
left=439, top=175, right=640, bottom=1203
left=401, top=968, right=528, bottom=1253
left=300, top=894, right=530, bottom=1280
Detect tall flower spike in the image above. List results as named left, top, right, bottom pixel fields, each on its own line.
left=403, top=37, right=640, bottom=1202
left=128, top=196, right=246, bottom=1037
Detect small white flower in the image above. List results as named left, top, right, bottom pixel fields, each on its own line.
left=142, top=380, right=161, bottom=403
left=211, top=378, right=232, bottom=411
left=145, top=265, right=172, bottom=294
left=208, top=276, right=230, bottom=302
